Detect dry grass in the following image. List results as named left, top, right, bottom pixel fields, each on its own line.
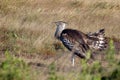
left=0, top=0, right=120, bottom=55
left=0, top=0, right=120, bottom=80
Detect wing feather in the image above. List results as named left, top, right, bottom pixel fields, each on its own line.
left=60, top=29, right=89, bottom=58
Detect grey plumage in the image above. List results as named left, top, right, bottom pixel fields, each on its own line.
left=54, top=21, right=106, bottom=66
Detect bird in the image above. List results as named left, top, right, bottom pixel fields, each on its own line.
left=54, top=21, right=107, bottom=66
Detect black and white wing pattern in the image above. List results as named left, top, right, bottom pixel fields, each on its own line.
left=87, top=29, right=107, bottom=50
left=60, top=29, right=89, bottom=58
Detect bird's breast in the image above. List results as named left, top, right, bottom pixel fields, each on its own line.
left=60, top=36, right=74, bottom=51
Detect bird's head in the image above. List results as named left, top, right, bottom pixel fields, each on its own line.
left=54, top=21, right=67, bottom=39
left=54, top=21, right=67, bottom=29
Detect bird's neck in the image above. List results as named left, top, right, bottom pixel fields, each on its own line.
left=55, top=25, right=65, bottom=39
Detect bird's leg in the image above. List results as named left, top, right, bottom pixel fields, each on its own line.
left=71, top=53, right=75, bottom=67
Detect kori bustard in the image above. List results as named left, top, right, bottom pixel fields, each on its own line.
left=54, top=21, right=106, bottom=66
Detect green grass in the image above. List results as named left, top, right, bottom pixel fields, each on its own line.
left=0, top=51, right=32, bottom=80
left=48, top=62, right=58, bottom=80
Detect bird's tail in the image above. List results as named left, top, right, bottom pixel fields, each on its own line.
left=87, top=29, right=107, bottom=50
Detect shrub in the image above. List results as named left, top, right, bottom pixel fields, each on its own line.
left=0, top=51, right=31, bottom=80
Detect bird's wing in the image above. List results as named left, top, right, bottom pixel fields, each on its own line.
left=60, top=29, right=89, bottom=58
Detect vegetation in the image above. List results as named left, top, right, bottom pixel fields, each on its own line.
left=0, top=40, right=120, bottom=80
left=48, top=62, right=58, bottom=80
left=0, top=0, right=120, bottom=80
left=0, top=51, right=32, bottom=80
left=77, top=39, right=120, bottom=80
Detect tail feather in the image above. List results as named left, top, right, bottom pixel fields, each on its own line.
left=87, top=29, right=107, bottom=50
left=87, top=29, right=105, bottom=37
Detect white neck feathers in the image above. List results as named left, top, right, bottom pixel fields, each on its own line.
left=54, top=21, right=66, bottom=39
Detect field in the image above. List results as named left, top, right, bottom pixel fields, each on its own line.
left=0, top=0, right=120, bottom=80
